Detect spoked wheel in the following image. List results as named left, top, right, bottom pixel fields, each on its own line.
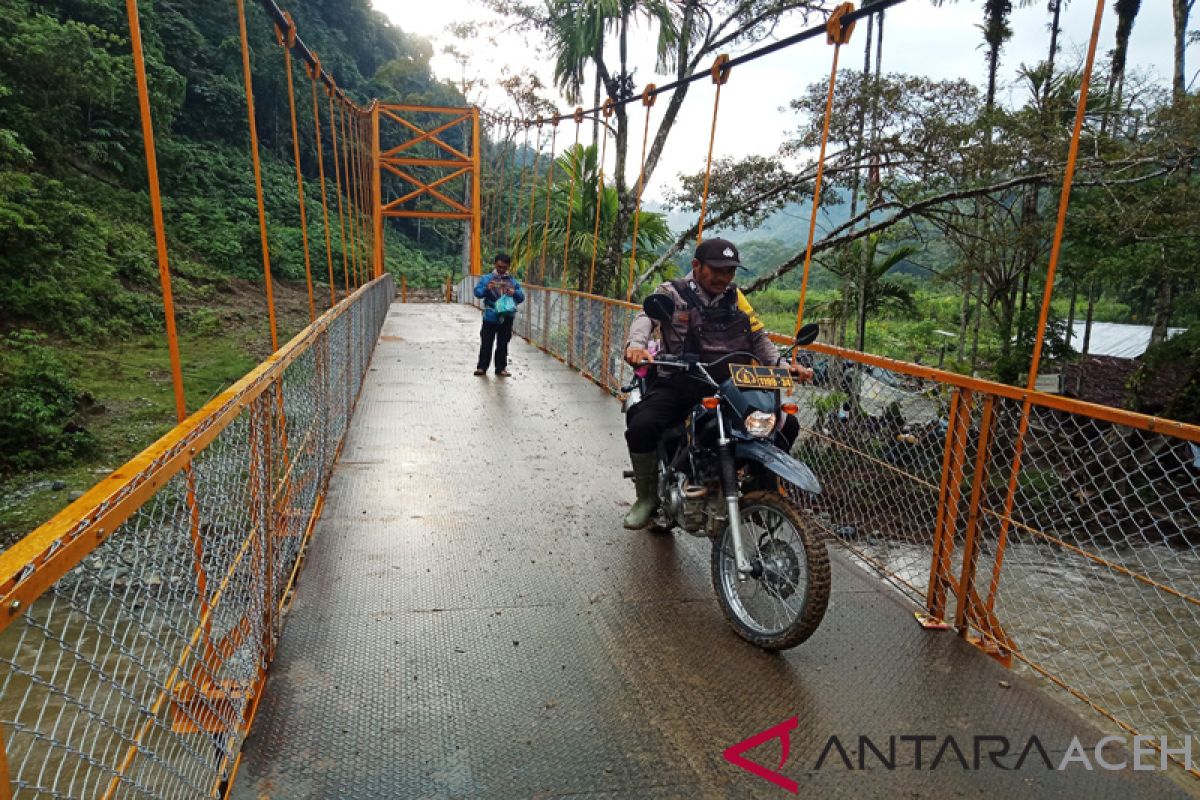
left=710, top=491, right=830, bottom=650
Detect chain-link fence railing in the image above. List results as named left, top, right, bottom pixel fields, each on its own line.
left=0, top=275, right=392, bottom=799
left=782, top=351, right=956, bottom=606
left=786, top=345, right=1200, bottom=773
left=789, top=346, right=1200, bottom=783
left=456, top=281, right=1200, bottom=783
left=969, top=396, right=1200, bottom=745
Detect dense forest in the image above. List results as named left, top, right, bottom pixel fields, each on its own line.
left=0, top=0, right=466, bottom=538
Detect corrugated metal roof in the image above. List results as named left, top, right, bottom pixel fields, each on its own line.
left=1069, top=321, right=1187, bottom=359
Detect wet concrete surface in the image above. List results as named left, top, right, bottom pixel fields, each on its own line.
left=231, top=303, right=1194, bottom=799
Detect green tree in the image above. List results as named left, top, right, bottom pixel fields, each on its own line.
left=0, top=331, right=94, bottom=473
left=819, top=236, right=918, bottom=351
left=510, top=143, right=671, bottom=297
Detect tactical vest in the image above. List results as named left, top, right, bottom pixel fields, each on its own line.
left=664, top=279, right=756, bottom=381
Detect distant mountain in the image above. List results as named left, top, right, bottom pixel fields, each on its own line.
left=643, top=198, right=852, bottom=247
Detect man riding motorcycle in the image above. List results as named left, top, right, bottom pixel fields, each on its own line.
left=622, top=237, right=814, bottom=530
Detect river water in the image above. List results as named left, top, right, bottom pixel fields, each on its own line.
left=853, top=537, right=1200, bottom=752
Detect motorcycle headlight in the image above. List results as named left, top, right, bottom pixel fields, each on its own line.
left=744, top=411, right=776, bottom=438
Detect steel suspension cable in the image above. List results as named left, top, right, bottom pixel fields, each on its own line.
left=626, top=85, right=656, bottom=303
left=537, top=122, right=559, bottom=284
left=522, top=122, right=544, bottom=279
left=327, top=86, right=350, bottom=294
left=696, top=55, right=731, bottom=244
left=350, top=111, right=365, bottom=288
left=362, top=115, right=373, bottom=274
left=340, top=105, right=361, bottom=288
left=489, top=121, right=508, bottom=253
left=349, top=113, right=364, bottom=286
left=793, top=3, right=855, bottom=334
left=470, top=106, right=482, bottom=275
left=489, top=120, right=513, bottom=253
left=559, top=109, right=584, bottom=287
left=480, top=116, right=494, bottom=249
left=510, top=124, right=531, bottom=256
left=236, top=0, right=279, bottom=351
left=252, top=0, right=357, bottom=104
left=278, top=14, right=316, bottom=322
left=477, top=116, right=490, bottom=247
left=519, top=0, right=909, bottom=127
left=987, top=0, right=1109, bottom=616
left=485, top=120, right=500, bottom=253
left=355, top=115, right=371, bottom=280
left=125, top=0, right=186, bottom=419
left=371, top=104, right=382, bottom=280
left=587, top=100, right=614, bottom=294
left=309, top=61, right=336, bottom=307
left=124, top=4, right=217, bottom=689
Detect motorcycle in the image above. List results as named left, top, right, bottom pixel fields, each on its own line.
left=622, top=294, right=830, bottom=650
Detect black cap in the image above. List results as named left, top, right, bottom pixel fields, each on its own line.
left=694, top=237, right=742, bottom=269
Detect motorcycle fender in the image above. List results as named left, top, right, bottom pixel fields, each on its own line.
left=735, top=440, right=822, bottom=495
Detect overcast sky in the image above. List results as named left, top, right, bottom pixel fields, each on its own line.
left=374, top=0, right=1189, bottom=204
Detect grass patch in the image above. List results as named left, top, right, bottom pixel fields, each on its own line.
left=0, top=280, right=312, bottom=547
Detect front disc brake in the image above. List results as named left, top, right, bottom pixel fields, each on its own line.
left=756, top=537, right=800, bottom=599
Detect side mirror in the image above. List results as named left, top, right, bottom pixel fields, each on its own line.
left=643, top=293, right=676, bottom=324
left=795, top=322, right=820, bottom=347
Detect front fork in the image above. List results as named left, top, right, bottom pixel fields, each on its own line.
left=714, top=405, right=752, bottom=576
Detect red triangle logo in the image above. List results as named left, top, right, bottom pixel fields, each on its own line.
left=722, top=716, right=800, bottom=794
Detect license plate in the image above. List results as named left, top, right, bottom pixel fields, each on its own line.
left=730, top=365, right=793, bottom=390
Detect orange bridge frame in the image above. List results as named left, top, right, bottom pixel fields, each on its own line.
left=374, top=104, right=483, bottom=276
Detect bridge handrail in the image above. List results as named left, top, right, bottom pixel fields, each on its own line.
left=506, top=281, right=1200, bottom=443
left=459, top=278, right=1200, bottom=782
left=0, top=277, right=389, bottom=619
left=0, top=274, right=392, bottom=798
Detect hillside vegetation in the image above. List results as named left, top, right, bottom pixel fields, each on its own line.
left=0, top=0, right=464, bottom=542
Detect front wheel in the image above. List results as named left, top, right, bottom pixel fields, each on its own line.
left=710, top=492, right=830, bottom=650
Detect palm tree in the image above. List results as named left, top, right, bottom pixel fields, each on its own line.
left=509, top=144, right=671, bottom=293
left=822, top=237, right=919, bottom=351
left=933, top=0, right=1032, bottom=367
left=1108, top=0, right=1143, bottom=115
left=932, top=0, right=1032, bottom=123
left=542, top=0, right=679, bottom=291
left=1042, top=0, right=1072, bottom=105
left=544, top=0, right=676, bottom=113
left=545, top=0, right=614, bottom=107
left=1172, top=0, right=1194, bottom=101
left=981, top=0, right=1015, bottom=117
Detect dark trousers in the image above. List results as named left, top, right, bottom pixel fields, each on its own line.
left=625, top=379, right=801, bottom=454
left=625, top=380, right=705, bottom=454
left=477, top=315, right=514, bottom=372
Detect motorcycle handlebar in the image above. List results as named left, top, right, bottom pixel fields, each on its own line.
left=635, top=351, right=759, bottom=368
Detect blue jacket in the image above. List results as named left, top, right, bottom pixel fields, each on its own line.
left=474, top=271, right=525, bottom=324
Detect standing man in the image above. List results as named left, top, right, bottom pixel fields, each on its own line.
left=621, top=237, right=813, bottom=529
left=474, top=252, right=525, bottom=377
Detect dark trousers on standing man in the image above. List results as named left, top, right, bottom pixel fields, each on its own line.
left=477, top=315, right=515, bottom=373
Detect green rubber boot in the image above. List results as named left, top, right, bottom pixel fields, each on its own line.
left=623, top=451, right=660, bottom=530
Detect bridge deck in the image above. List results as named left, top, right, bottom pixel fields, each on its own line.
left=231, top=303, right=1188, bottom=799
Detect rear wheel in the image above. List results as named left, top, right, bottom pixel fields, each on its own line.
left=710, top=491, right=830, bottom=650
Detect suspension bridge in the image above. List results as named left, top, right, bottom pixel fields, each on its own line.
left=0, top=0, right=1198, bottom=798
